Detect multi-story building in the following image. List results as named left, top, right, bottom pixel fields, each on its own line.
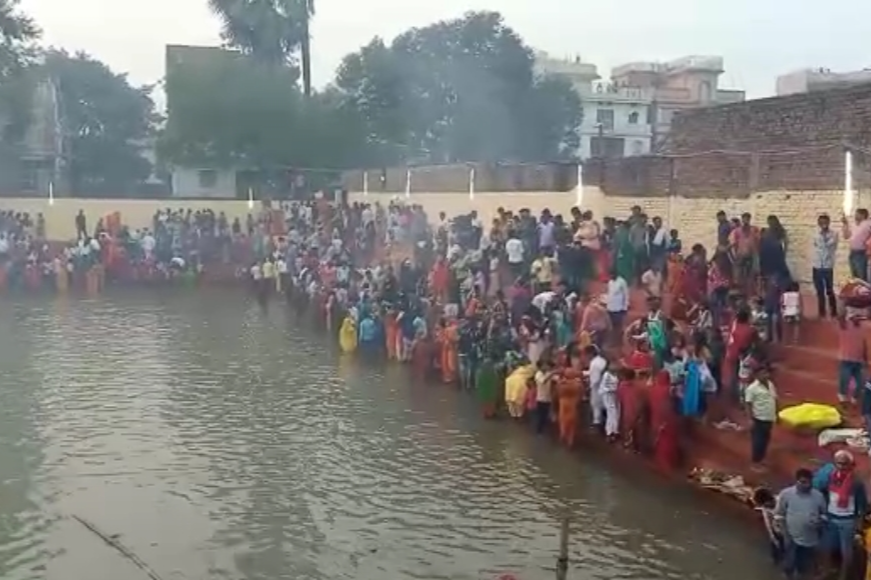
left=611, top=56, right=745, bottom=147
left=776, top=68, right=871, bottom=96
left=536, top=53, right=653, bottom=159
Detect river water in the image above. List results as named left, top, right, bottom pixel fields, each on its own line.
left=0, top=292, right=778, bottom=580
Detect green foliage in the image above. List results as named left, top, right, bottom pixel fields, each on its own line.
left=162, top=10, right=583, bottom=171
left=334, top=10, right=583, bottom=165
left=0, top=0, right=39, bottom=77
left=208, top=0, right=314, bottom=94
left=43, top=50, right=157, bottom=195
left=0, top=0, right=40, bottom=144
left=160, top=52, right=300, bottom=167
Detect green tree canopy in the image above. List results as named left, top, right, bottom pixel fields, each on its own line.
left=43, top=49, right=158, bottom=195
left=162, top=10, right=582, bottom=173
left=159, top=49, right=363, bottom=171
left=208, top=0, right=314, bottom=95
left=334, top=10, right=583, bottom=165
left=0, top=0, right=40, bottom=143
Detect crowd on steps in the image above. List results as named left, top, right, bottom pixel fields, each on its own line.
left=7, top=194, right=871, bottom=579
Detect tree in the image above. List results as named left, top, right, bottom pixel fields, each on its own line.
left=0, top=0, right=39, bottom=77
left=334, top=38, right=408, bottom=165
left=0, top=0, right=40, bottom=143
left=43, top=50, right=157, bottom=195
left=334, top=11, right=582, bottom=165
left=159, top=49, right=359, bottom=180
left=208, top=0, right=314, bottom=96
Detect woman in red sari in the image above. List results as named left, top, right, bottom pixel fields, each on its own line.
left=617, top=367, right=640, bottom=450
left=673, top=244, right=707, bottom=320
left=649, top=370, right=680, bottom=472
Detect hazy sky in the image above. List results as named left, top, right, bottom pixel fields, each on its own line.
left=19, top=0, right=870, bottom=100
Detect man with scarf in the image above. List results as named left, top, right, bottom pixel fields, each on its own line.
left=813, top=450, right=868, bottom=580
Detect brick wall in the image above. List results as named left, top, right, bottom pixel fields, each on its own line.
left=586, top=82, right=871, bottom=198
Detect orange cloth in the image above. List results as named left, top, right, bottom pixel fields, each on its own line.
left=385, top=314, right=398, bottom=360
left=557, top=368, right=582, bottom=447
left=440, top=323, right=458, bottom=383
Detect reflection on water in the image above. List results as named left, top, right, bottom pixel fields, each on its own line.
left=0, top=293, right=777, bottom=580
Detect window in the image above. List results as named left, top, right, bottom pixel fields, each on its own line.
left=198, top=169, right=218, bottom=189
left=628, top=111, right=640, bottom=125
left=596, top=108, right=615, bottom=131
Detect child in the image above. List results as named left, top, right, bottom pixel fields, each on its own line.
left=626, top=339, right=655, bottom=379
left=641, top=267, right=663, bottom=299
left=752, top=487, right=784, bottom=566
left=750, top=297, right=769, bottom=342
left=687, top=300, right=714, bottom=334
left=780, top=281, right=801, bottom=344
left=667, top=229, right=682, bottom=256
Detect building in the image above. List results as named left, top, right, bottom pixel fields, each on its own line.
left=536, top=53, right=653, bottom=159
left=611, top=56, right=745, bottom=147
left=165, top=45, right=242, bottom=198
left=776, top=68, right=871, bottom=96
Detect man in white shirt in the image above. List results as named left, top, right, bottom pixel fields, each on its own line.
left=605, top=270, right=629, bottom=336
left=584, top=346, right=608, bottom=429
left=532, top=290, right=557, bottom=313
left=505, top=235, right=525, bottom=280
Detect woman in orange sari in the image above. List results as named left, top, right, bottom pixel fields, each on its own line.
left=384, top=307, right=398, bottom=360
left=557, top=361, right=582, bottom=448
left=440, top=317, right=459, bottom=383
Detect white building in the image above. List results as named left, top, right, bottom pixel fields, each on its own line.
left=536, top=52, right=653, bottom=159
left=776, top=68, right=871, bottom=96
left=577, top=82, right=653, bottom=159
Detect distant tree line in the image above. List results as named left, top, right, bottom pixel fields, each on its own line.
left=0, top=0, right=583, bottom=196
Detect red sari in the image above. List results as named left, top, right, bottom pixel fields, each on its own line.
left=677, top=256, right=706, bottom=309
left=649, top=370, right=680, bottom=471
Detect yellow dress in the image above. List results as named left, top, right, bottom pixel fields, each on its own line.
left=339, top=317, right=358, bottom=353
left=505, top=364, right=535, bottom=405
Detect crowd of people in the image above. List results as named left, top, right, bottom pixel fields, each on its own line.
left=0, top=204, right=292, bottom=293
left=246, top=198, right=871, bottom=580
left=4, top=194, right=871, bottom=579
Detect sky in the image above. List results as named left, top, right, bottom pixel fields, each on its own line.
left=19, top=0, right=871, bottom=102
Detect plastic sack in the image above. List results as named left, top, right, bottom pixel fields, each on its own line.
left=778, top=403, right=842, bottom=430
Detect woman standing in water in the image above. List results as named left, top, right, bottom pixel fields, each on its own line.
left=649, top=370, right=680, bottom=471
left=476, top=354, right=499, bottom=418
